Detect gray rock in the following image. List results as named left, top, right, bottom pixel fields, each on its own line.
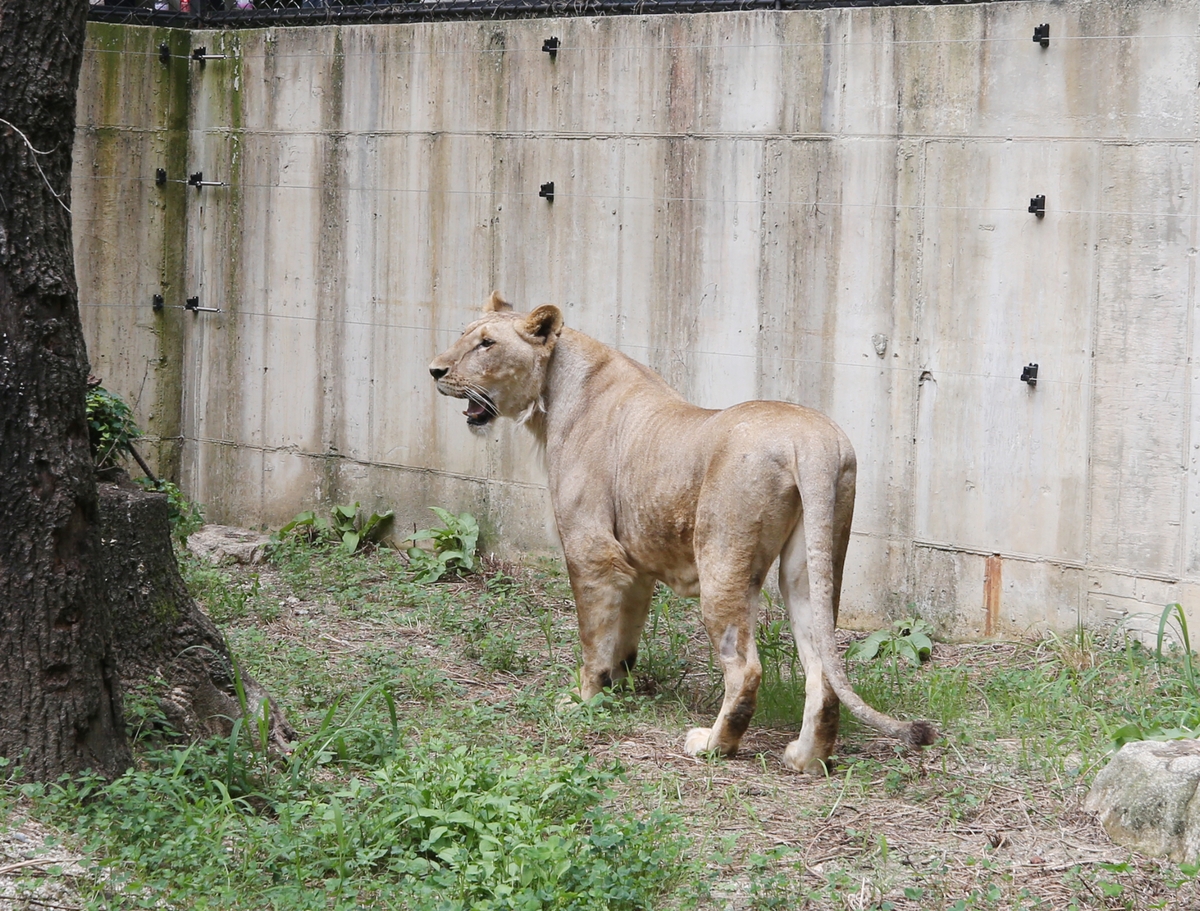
left=1085, top=739, right=1200, bottom=862
left=186, top=525, right=272, bottom=566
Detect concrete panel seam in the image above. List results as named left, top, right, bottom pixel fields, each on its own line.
left=189, top=438, right=549, bottom=491
left=174, top=128, right=1200, bottom=146
left=912, top=538, right=1085, bottom=569
left=1085, top=567, right=1183, bottom=586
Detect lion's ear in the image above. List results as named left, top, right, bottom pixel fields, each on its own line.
left=484, top=291, right=512, bottom=313
left=523, top=305, right=564, bottom=344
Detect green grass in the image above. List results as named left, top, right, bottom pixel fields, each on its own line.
left=28, top=733, right=692, bottom=911
left=7, top=543, right=1200, bottom=909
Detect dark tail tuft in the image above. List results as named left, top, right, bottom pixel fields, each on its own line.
left=903, top=720, right=938, bottom=748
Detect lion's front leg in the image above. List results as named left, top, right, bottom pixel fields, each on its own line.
left=565, top=547, right=654, bottom=700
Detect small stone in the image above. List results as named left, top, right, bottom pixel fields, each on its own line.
left=1085, top=739, right=1200, bottom=862
left=186, top=525, right=272, bottom=566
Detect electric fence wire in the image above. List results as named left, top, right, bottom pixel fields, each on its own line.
left=75, top=300, right=1195, bottom=405
left=70, top=171, right=1200, bottom=222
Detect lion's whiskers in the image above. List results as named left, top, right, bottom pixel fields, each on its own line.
left=464, top=382, right=492, bottom=403
left=463, top=383, right=497, bottom=415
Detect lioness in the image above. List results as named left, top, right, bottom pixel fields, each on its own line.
left=429, top=293, right=936, bottom=772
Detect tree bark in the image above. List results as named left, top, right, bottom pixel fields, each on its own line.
left=99, top=476, right=295, bottom=748
left=0, top=0, right=131, bottom=779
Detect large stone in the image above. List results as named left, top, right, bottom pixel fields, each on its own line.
left=1085, top=739, right=1200, bottom=862
left=186, top=524, right=272, bottom=566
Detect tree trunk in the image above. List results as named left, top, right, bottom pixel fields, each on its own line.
left=99, top=476, right=295, bottom=748
left=0, top=0, right=131, bottom=779
left=0, top=2, right=295, bottom=777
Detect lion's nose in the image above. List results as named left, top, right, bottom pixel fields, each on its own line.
left=429, top=366, right=448, bottom=380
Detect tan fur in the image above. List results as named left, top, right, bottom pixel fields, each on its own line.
left=429, top=294, right=936, bottom=771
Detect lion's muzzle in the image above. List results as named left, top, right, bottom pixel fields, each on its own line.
left=430, top=371, right=498, bottom=428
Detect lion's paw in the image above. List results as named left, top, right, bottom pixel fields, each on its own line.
left=555, top=691, right=583, bottom=713
left=782, top=741, right=832, bottom=775
left=684, top=727, right=714, bottom=757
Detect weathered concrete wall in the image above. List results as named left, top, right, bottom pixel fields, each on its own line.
left=76, top=25, right=192, bottom=482
left=74, top=1, right=1200, bottom=639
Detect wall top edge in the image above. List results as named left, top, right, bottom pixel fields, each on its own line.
left=88, top=0, right=1041, bottom=31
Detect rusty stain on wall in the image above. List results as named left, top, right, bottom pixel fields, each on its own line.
left=983, top=554, right=1001, bottom=638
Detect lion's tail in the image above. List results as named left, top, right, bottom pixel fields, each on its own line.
left=817, top=636, right=940, bottom=749
left=787, top=434, right=939, bottom=750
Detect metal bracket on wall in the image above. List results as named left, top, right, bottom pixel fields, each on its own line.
left=1021, top=363, right=1039, bottom=386
left=191, top=46, right=227, bottom=68
left=1028, top=195, right=1046, bottom=218
left=152, top=294, right=164, bottom=313
left=185, top=297, right=221, bottom=314
left=188, top=172, right=226, bottom=191
left=156, top=168, right=167, bottom=187
left=539, top=182, right=555, bottom=202
left=159, top=42, right=171, bottom=65
left=1032, top=24, right=1050, bottom=48
left=542, top=37, right=560, bottom=60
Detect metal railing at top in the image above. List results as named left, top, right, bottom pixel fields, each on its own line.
left=87, top=0, right=1035, bottom=29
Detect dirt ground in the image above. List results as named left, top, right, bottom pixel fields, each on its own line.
left=2, top=546, right=1198, bottom=910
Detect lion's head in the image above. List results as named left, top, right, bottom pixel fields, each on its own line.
left=428, top=292, right=565, bottom=430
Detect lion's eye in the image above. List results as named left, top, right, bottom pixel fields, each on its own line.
left=478, top=338, right=495, bottom=349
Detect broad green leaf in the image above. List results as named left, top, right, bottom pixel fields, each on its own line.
left=847, top=629, right=889, bottom=662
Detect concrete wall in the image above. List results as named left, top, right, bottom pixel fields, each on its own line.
left=74, top=0, right=1200, bottom=639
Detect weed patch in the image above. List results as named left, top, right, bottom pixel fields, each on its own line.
left=37, top=735, right=694, bottom=911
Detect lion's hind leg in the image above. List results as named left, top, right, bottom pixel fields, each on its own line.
left=779, top=516, right=841, bottom=774
left=685, top=547, right=772, bottom=759
left=780, top=459, right=854, bottom=774
left=685, top=457, right=799, bottom=759
left=684, top=580, right=762, bottom=758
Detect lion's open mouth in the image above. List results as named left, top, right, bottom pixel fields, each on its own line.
left=464, top=395, right=497, bottom=427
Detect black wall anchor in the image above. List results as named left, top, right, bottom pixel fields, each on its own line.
left=1028, top=195, right=1046, bottom=218
left=1032, top=24, right=1050, bottom=48
left=185, top=297, right=221, bottom=314
left=191, top=47, right=227, bottom=68
left=159, top=43, right=171, bottom=65
left=152, top=294, right=164, bottom=313
left=1021, top=363, right=1039, bottom=386
left=542, top=37, right=560, bottom=60
left=156, top=168, right=167, bottom=186
left=539, top=182, right=555, bottom=202
left=188, top=172, right=225, bottom=190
